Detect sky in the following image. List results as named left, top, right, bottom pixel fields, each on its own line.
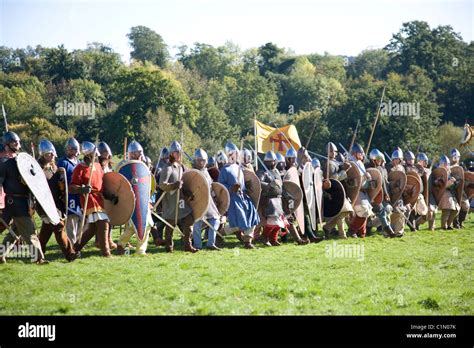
left=0, top=0, right=472, bottom=62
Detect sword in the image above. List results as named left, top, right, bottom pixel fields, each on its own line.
left=183, top=151, right=193, bottom=162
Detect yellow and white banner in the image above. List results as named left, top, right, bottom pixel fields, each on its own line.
left=254, top=120, right=301, bottom=156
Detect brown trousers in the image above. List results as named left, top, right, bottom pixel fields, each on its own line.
left=39, top=221, right=76, bottom=261
left=76, top=220, right=111, bottom=257
left=164, top=213, right=194, bottom=250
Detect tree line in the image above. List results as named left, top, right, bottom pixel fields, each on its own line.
left=0, top=21, right=472, bottom=160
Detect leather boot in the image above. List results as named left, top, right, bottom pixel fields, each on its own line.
left=97, top=221, right=111, bottom=257
left=108, top=228, right=117, bottom=250
left=447, top=210, right=459, bottom=229
left=151, top=226, right=166, bottom=246
left=458, top=209, right=468, bottom=228
left=440, top=210, right=450, bottom=230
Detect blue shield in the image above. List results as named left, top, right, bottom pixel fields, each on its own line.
left=118, top=161, right=151, bottom=241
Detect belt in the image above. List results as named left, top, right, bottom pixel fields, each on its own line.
left=5, top=193, right=29, bottom=198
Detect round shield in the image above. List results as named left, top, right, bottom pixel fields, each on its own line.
left=451, top=166, right=465, bottom=204
left=343, top=162, right=362, bottom=206
left=388, top=170, right=407, bottom=204
left=403, top=172, right=422, bottom=206
left=283, top=166, right=305, bottom=235
left=366, top=168, right=382, bottom=202
left=313, top=168, right=323, bottom=227
left=323, top=179, right=346, bottom=218
left=282, top=180, right=303, bottom=215
left=182, top=169, right=210, bottom=221
left=243, top=168, right=261, bottom=208
left=302, top=162, right=316, bottom=231
left=464, top=171, right=474, bottom=199
left=16, top=152, right=60, bottom=225
left=211, top=182, right=230, bottom=215
left=430, top=167, right=448, bottom=205
left=102, top=172, right=135, bottom=226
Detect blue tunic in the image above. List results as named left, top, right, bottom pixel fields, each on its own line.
left=218, top=163, right=260, bottom=230
left=57, top=157, right=81, bottom=217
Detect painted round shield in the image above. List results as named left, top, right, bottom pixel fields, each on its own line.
left=182, top=169, right=210, bottom=221
left=302, top=162, right=316, bottom=231
left=243, top=168, right=261, bottom=208
left=16, top=152, right=60, bottom=225
left=323, top=179, right=346, bottom=218
left=366, top=168, right=382, bottom=202
left=403, top=172, right=422, bottom=206
left=430, top=167, right=448, bottom=205
left=388, top=170, right=407, bottom=204
left=118, top=160, right=151, bottom=241
left=451, top=166, right=465, bottom=204
left=211, top=181, right=230, bottom=215
left=283, top=166, right=304, bottom=235
left=313, top=168, right=323, bottom=227
left=282, top=180, right=302, bottom=215
left=343, top=162, right=362, bottom=206
left=102, top=172, right=135, bottom=226
left=464, top=171, right=474, bottom=199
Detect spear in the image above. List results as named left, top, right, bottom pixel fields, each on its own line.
left=77, top=134, right=99, bottom=244
left=348, top=120, right=360, bottom=152
left=1, top=104, right=8, bottom=132
left=365, top=86, right=386, bottom=155
left=123, top=137, right=128, bottom=160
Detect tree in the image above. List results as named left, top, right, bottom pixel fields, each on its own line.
left=44, top=45, right=86, bottom=83
left=137, top=108, right=201, bottom=162
left=105, top=64, right=198, bottom=151
left=127, top=26, right=168, bottom=68
left=178, top=42, right=241, bottom=80
left=0, top=72, right=51, bottom=125
left=277, top=57, right=346, bottom=114
left=348, top=49, right=389, bottom=80
left=257, top=42, right=285, bottom=76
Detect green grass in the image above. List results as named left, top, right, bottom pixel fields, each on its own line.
left=0, top=216, right=472, bottom=315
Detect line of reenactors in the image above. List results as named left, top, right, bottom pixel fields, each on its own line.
left=0, top=131, right=472, bottom=264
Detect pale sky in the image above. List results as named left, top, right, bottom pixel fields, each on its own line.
left=0, top=0, right=472, bottom=62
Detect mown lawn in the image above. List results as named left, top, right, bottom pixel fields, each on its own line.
left=0, top=217, right=472, bottom=315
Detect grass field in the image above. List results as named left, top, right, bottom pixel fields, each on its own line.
left=0, top=216, right=472, bottom=315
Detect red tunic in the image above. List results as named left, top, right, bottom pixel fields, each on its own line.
left=71, top=162, right=105, bottom=216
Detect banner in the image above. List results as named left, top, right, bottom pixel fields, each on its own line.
left=254, top=120, right=301, bottom=156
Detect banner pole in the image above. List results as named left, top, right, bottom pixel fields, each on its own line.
left=254, top=115, right=258, bottom=170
